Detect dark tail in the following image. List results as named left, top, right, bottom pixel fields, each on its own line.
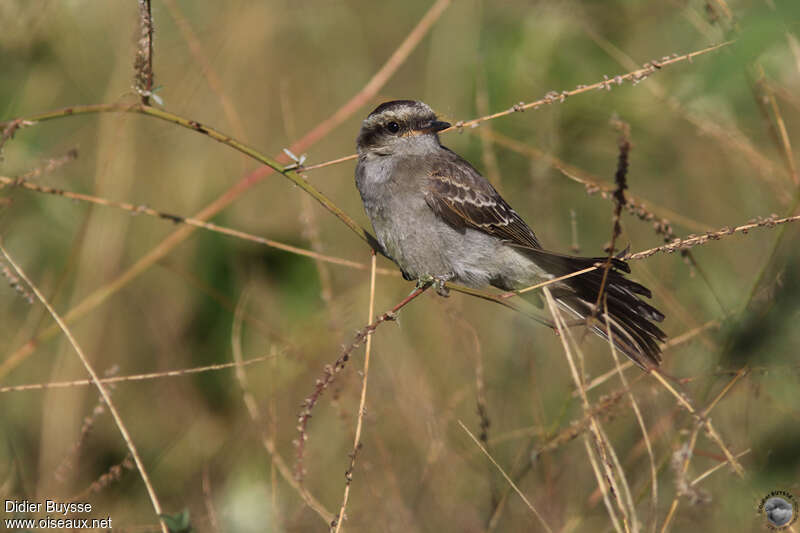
left=518, top=247, right=666, bottom=369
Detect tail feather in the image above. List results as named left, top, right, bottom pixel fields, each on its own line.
left=516, top=247, right=666, bottom=369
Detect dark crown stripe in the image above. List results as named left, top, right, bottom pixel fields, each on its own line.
left=368, top=100, right=420, bottom=117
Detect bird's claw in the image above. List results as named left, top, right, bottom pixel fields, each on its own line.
left=415, top=274, right=434, bottom=289
left=433, top=279, right=450, bottom=297
left=415, top=275, right=449, bottom=297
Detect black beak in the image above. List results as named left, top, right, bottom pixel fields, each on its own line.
left=420, top=120, right=451, bottom=133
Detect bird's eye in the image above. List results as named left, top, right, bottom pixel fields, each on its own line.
left=386, top=121, right=400, bottom=134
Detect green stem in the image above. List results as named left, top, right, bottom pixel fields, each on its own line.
left=10, top=103, right=375, bottom=246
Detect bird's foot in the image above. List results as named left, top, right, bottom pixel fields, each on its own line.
left=415, top=274, right=450, bottom=297
left=415, top=274, right=434, bottom=290
left=433, top=278, right=450, bottom=297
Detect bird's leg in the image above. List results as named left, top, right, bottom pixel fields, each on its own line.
left=404, top=275, right=432, bottom=300
left=415, top=274, right=451, bottom=297
left=433, top=278, right=450, bottom=297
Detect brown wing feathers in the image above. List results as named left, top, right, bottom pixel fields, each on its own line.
left=425, top=164, right=541, bottom=249
left=424, top=156, right=665, bottom=367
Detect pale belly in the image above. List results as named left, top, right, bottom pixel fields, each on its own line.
left=370, top=199, right=541, bottom=289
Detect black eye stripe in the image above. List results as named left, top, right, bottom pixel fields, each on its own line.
left=356, top=110, right=439, bottom=149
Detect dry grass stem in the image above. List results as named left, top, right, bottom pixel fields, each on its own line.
left=598, top=421, right=640, bottom=533
left=54, top=372, right=118, bottom=484
left=514, top=266, right=599, bottom=296
left=1, top=258, right=35, bottom=304
left=582, top=26, right=786, bottom=192
left=481, top=380, right=641, bottom=532
left=702, top=367, right=748, bottom=416
left=649, top=370, right=745, bottom=478
left=134, top=0, right=155, bottom=104
left=477, top=211, right=800, bottom=307
left=594, top=124, right=630, bottom=313
left=768, top=78, right=800, bottom=112
left=485, top=129, right=712, bottom=234
left=660, top=427, right=701, bottom=533
left=8, top=102, right=374, bottom=245
left=0, top=174, right=395, bottom=274
left=659, top=365, right=746, bottom=533
left=70, top=455, right=135, bottom=502
left=0, top=355, right=272, bottom=393
left=661, top=320, right=721, bottom=349
left=458, top=421, right=554, bottom=533
left=477, top=379, right=641, bottom=479
left=690, top=449, right=751, bottom=487
left=581, top=319, right=719, bottom=396
left=286, top=41, right=735, bottom=179
left=0, top=241, right=169, bottom=533
left=754, top=66, right=798, bottom=186
left=451, top=42, right=734, bottom=129
left=448, top=311, right=497, bottom=506
left=296, top=283, right=430, bottom=482
left=543, top=287, right=633, bottom=533
left=231, top=291, right=334, bottom=525
left=478, top=128, right=711, bottom=260
left=301, top=154, right=359, bottom=172
left=332, top=252, right=377, bottom=532
left=582, top=434, right=624, bottom=533
left=605, top=309, right=658, bottom=533
left=2, top=149, right=78, bottom=184
left=625, top=213, right=800, bottom=260
left=448, top=284, right=555, bottom=327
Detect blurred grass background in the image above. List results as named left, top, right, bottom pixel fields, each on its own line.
left=1, top=0, right=799, bottom=531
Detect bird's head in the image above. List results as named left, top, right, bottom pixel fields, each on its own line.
left=356, top=100, right=450, bottom=156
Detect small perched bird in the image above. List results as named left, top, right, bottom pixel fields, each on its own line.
left=355, top=100, right=666, bottom=368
